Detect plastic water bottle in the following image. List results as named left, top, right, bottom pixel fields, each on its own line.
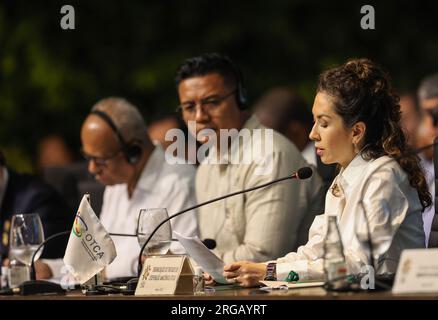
left=323, top=216, right=348, bottom=290
left=193, top=267, right=205, bottom=295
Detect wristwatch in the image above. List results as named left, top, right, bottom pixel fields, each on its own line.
left=264, top=262, right=277, bottom=281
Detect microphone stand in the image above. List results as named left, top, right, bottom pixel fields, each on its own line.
left=136, top=171, right=304, bottom=277
left=30, top=231, right=71, bottom=281
left=18, top=167, right=313, bottom=294
left=23, top=231, right=140, bottom=295
left=14, top=230, right=72, bottom=296
left=111, top=170, right=311, bottom=295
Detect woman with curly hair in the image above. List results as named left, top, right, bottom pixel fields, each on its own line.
left=220, top=58, right=431, bottom=287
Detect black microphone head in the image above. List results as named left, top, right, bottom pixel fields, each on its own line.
left=202, top=238, right=217, bottom=250
left=296, top=167, right=313, bottom=180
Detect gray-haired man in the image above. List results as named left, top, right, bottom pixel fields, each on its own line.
left=40, top=97, right=199, bottom=280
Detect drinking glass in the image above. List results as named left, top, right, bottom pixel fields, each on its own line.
left=9, top=213, right=45, bottom=267
left=137, top=208, right=172, bottom=256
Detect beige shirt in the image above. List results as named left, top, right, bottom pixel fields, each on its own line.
left=275, top=155, right=425, bottom=281
left=196, top=115, right=324, bottom=263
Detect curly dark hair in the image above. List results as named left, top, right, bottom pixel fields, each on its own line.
left=317, top=58, right=431, bottom=210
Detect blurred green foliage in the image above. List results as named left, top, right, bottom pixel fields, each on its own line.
left=1, top=0, right=438, bottom=172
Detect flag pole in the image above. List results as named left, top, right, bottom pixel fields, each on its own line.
left=85, top=193, right=99, bottom=289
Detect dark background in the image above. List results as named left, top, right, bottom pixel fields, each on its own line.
left=1, top=0, right=437, bottom=172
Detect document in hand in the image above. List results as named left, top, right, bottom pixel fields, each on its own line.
left=260, top=280, right=325, bottom=290
left=173, top=231, right=229, bottom=284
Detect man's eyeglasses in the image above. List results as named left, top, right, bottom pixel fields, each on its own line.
left=176, top=89, right=237, bottom=116
left=81, top=149, right=121, bottom=167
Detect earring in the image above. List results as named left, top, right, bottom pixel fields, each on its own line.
left=353, top=141, right=359, bottom=154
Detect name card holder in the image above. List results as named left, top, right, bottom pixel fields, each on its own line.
left=393, top=248, right=438, bottom=294
left=135, top=255, right=194, bottom=295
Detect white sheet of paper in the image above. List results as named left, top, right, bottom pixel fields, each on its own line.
left=260, top=280, right=325, bottom=289
left=174, top=231, right=229, bottom=284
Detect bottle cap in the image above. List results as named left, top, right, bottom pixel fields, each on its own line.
left=194, top=266, right=203, bottom=277
left=1, top=266, right=8, bottom=275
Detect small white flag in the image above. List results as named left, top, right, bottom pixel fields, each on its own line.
left=63, top=195, right=116, bottom=284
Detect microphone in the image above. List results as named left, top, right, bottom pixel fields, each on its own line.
left=202, top=238, right=217, bottom=250
left=293, top=167, right=313, bottom=179
left=136, top=166, right=314, bottom=276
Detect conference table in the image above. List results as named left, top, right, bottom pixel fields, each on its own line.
left=1, top=286, right=437, bottom=300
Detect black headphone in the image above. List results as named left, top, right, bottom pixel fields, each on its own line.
left=90, top=110, right=143, bottom=165
left=225, top=57, right=248, bottom=110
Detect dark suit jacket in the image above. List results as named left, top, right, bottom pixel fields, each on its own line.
left=1, top=169, right=74, bottom=260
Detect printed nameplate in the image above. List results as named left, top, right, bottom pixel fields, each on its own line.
left=135, top=255, right=193, bottom=295
left=393, top=248, right=438, bottom=294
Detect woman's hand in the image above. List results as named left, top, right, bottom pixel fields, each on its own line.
left=203, top=272, right=216, bottom=286
left=223, top=261, right=267, bottom=287
left=34, top=261, right=53, bottom=280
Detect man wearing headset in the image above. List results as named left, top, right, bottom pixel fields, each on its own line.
left=39, top=97, right=198, bottom=280
left=175, top=53, right=324, bottom=264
